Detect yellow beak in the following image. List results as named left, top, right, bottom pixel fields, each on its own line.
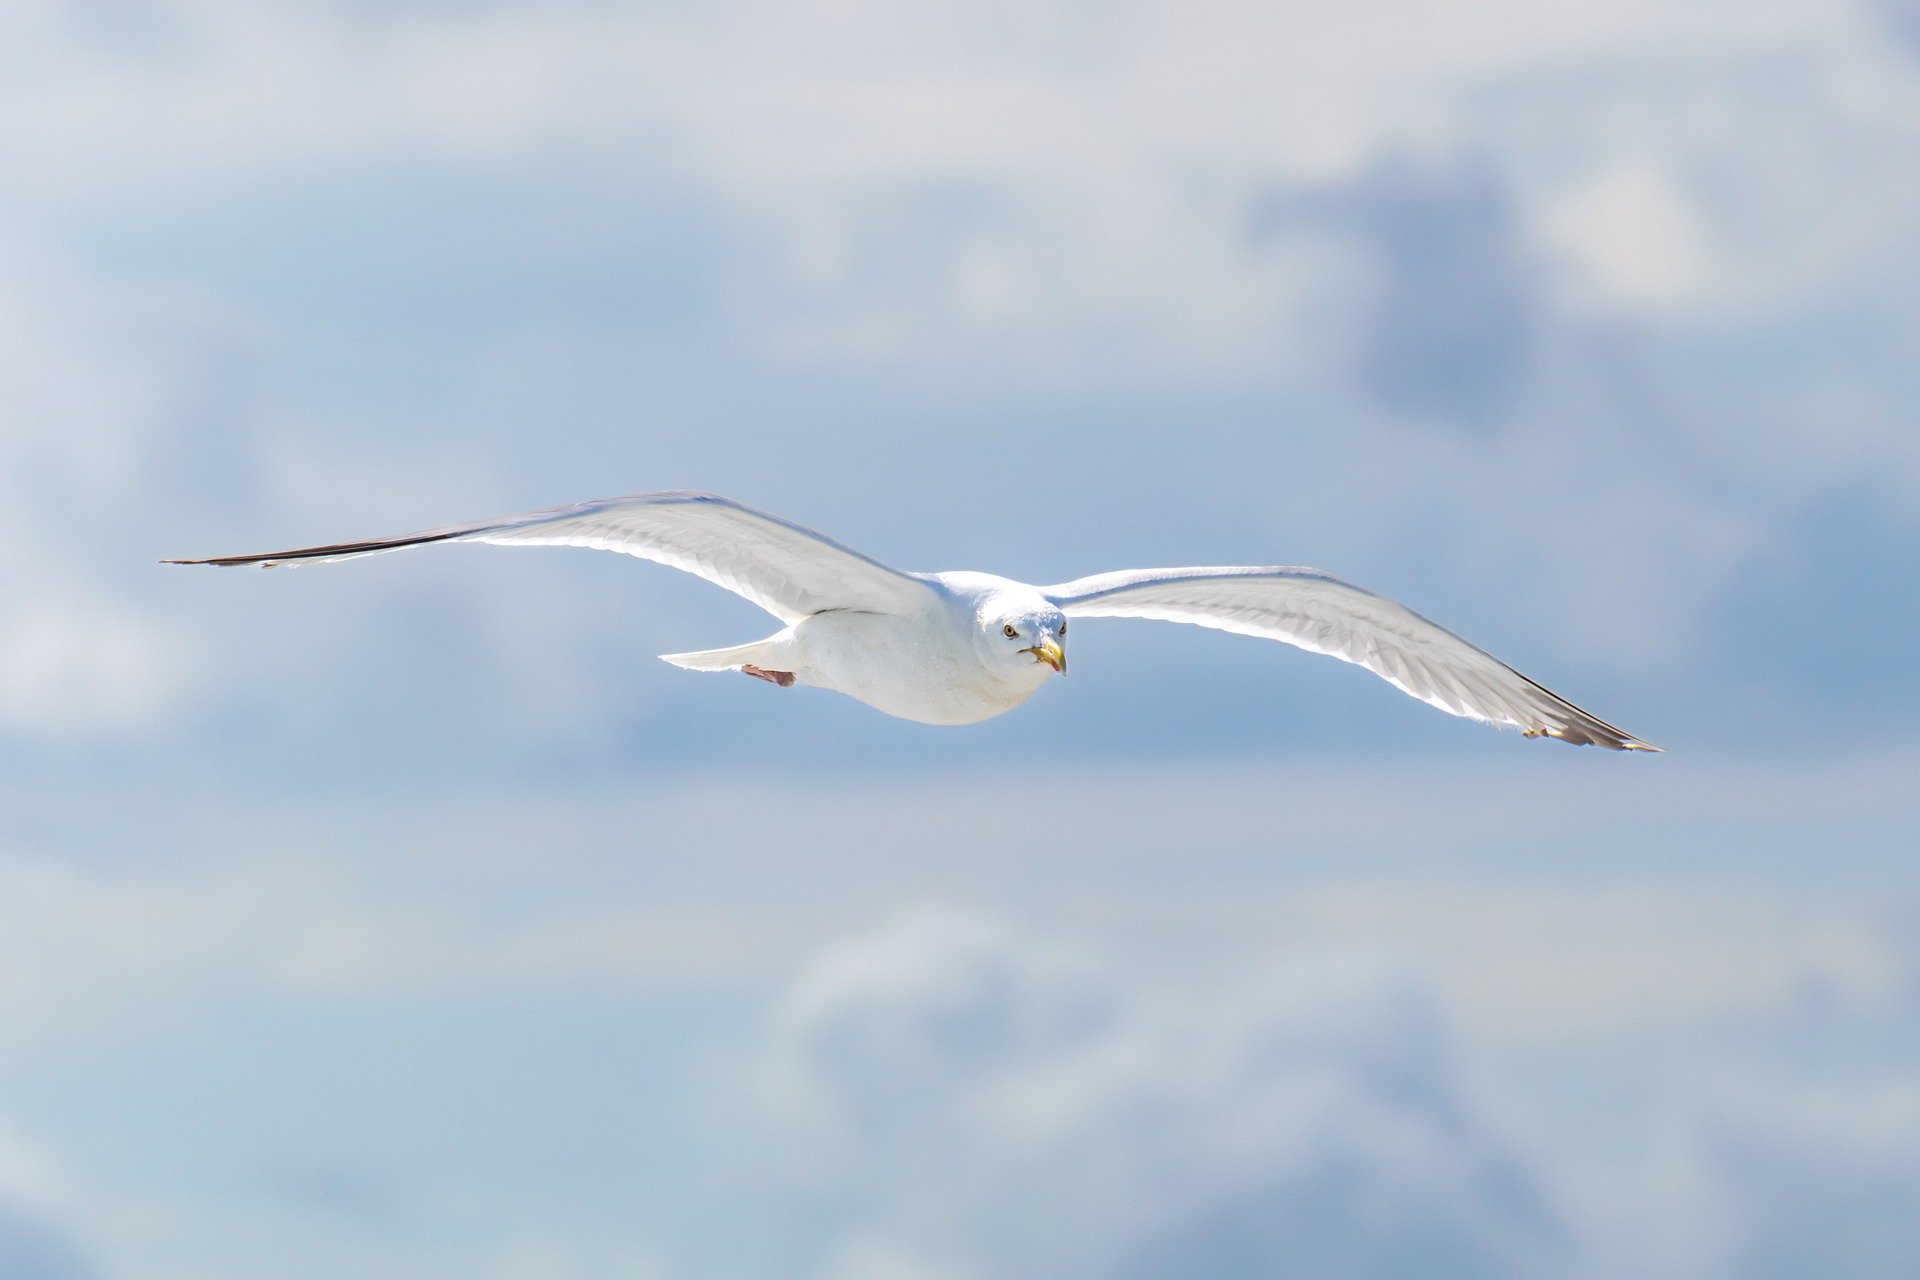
left=1025, top=636, right=1066, bottom=674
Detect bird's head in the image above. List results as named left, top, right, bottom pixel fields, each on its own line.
left=979, top=599, right=1068, bottom=679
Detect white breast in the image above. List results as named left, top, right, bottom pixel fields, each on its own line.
left=785, top=607, right=1047, bottom=726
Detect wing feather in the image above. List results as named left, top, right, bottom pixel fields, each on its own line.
left=166, top=491, right=932, bottom=622
left=1045, top=566, right=1657, bottom=751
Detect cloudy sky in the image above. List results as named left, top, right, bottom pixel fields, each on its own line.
left=1, top=0, right=1918, bottom=1276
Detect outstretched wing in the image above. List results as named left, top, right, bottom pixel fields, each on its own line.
left=166, top=491, right=934, bottom=622
left=1045, top=566, right=1657, bottom=751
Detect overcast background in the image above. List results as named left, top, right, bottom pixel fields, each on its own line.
left=2, top=0, right=1918, bottom=1276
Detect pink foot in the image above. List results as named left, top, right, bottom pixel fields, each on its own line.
left=742, top=664, right=795, bottom=687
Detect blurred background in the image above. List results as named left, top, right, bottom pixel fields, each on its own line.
left=2, top=0, right=1919, bottom=1276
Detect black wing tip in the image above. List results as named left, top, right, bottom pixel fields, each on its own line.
left=1583, top=734, right=1664, bottom=753
left=1523, top=724, right=1662, bottom=752
left=161, top=528, right=467, bottom=568
left=1573, top=717, right=1663, bottom=753
left=1507, top=670, right=1660, bottom=753
left=160, top=493, right=743, bottom=571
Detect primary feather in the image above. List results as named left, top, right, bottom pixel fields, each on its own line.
left=165, top=490, right=932, bottom=623
left=1045, top=566, right=1657, bottom=750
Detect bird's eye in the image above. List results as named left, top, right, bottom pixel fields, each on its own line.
left=1003, top=624, right=1019, bottom=638
left=1059, top=621, right=1066, bottom=635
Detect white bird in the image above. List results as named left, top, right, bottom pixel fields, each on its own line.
left=168, top=491, right=1658, bottom=750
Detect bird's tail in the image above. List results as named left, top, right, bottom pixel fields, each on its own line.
left=658, top=635, right=787, bottom=673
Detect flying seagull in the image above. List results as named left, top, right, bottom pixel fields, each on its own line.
left=167, top=490, right=1657, bottom=750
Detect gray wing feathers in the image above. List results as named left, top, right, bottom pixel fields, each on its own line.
left=1045, top=567, right=1657, bottom=751
left=166, top=491, right=931, bottom=622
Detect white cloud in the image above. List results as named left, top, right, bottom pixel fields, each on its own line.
left=0, top=766, right=1912, bottom=1278
left=771, top=909, right=1568, bottom=1280
left=763, top=892, right=1920, bottom=1280
left=0, top=247, right=196, bottom=741
left=0, top=0, right=1813, bottom=392
left=1542, top=164, right=1705, bottom=310
left=0, top=594, right=178, bottom=739
left=0, top=0, right=1683, bottom=196
left=9, top=811, right=753, bottom=1039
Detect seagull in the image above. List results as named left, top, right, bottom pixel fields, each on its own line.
left=167, top=490, right=1658, bottom=750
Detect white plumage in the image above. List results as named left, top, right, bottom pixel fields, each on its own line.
left=169, top=491, right=1658, bottom=749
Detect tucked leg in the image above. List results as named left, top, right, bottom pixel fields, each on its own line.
left=742, top=664, right=796, bottom=687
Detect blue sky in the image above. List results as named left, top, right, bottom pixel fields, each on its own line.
left=1, top=0, right=1918, bottom=1277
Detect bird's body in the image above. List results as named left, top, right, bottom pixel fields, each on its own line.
left=168, top=491, right=1658, bottom=750
left=670, top=574, right=1058, bottom=725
